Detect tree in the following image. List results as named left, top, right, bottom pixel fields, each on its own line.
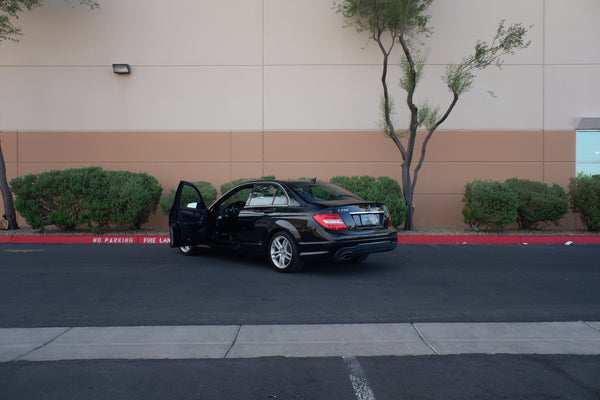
left=334, top=0, right=530, bottom=230
left=0, top=140, right=18, bottom=229
left=0, top=0, right=99, bottom=229
left=1, top=0, right=99, bottom=43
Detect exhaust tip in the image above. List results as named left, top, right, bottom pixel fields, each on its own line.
left=337, top=251, right=354, bottom=261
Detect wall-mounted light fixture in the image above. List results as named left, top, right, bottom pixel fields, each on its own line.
left=112, top=64, right=132, bottom=75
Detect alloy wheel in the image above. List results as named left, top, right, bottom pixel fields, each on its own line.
left=269, top=231, right=302, bottom=272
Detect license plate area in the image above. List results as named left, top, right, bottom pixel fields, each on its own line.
left=352, top=212, right=383, bottom=226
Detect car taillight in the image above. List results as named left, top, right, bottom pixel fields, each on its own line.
left=313, top=213, right=348, bottom=230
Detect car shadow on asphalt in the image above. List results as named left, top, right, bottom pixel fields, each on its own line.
left=180, top=247, right=389, bottom=276
left=303, top=259, right=390, bottom=276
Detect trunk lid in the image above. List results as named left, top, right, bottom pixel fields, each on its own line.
left=316, top=202, right=390, bottom=229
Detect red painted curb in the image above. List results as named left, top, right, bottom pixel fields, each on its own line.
left=0, top=235, right=171, bottom=245
left=1, top=234, right=600, bottom=245
left=398, top=235, right=521, bottom=244
left=397, top=235, right=600, bottom=245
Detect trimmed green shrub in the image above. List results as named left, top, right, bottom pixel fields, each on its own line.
left=10, top=167, right=162, bottom=232
left=106, top=171, right=163, bottom=229
left=462, top=180, right=518, bottom=232
left=329, top=175, right=407, bottom=227
left=219, top=176, right=276, bottom=195
left=159, top=181, right=218, bottom=215
left=11, top=167, right=107, bottom=231
left=569, top=174, right=600, bottom=231
left=505, top=178, right=568, bottom=230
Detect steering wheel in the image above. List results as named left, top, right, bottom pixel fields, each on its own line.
left=219, top=205, right=230, bottom=220
left=231, top=201, right=244, bottom=216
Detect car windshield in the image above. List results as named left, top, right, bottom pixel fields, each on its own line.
left=288, top=181, right=361, bottom=202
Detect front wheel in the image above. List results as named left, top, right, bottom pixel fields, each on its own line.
left=170, top=227, right=195, bottom=255
left=268, top=231, right=303, bottom=273
left=178, top=245, right=196, bottom=255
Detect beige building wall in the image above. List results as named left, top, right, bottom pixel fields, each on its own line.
left=1, top=0, right=599, bottom=228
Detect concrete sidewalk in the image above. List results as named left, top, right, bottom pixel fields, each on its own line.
left=2, top=322, right=599, bottom=362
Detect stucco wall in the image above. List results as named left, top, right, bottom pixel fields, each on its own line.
left=0, top=129, right=577, bottom=227
left=1, top=0, right=598, bottom=228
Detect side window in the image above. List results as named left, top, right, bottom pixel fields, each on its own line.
left=247, top=184, right=288, bottom=207
left=180, top=185, right=203, bottom=209
left=221, top=187, right=253, bottom=207
left=272, top=190, right=287, bottom=205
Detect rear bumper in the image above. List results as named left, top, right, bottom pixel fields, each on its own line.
left=298, top=233, right=398, bottom=260
left=332, top=240, right=397, bottom=260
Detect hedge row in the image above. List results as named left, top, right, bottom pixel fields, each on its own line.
left=12, top=167, right=598, bottom=233
left=160, top=175, right=407, bottom=227
left=330, top=176, right=407, bottom=227
left=569, top=174, right=600, bottom=231
left=10, top=167, right=162, bottom=233
left=462, top=178, right=571, bottom=232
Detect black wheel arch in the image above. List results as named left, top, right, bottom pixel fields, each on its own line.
left=264, top=219, right=302, bottom=247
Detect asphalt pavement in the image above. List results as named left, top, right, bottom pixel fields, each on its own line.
left=2, top=242, right=600, bottom=360
left=2, top=355, right=598, bottom=400
left=1, top=241, right=599, bottom=399
left=2, top=243, right=599, bottom=327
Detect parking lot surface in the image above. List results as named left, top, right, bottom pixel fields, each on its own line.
left=1, top=243, right=599, bottom=399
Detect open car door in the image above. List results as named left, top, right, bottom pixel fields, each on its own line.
left=169, top=181, right=210, bottom=248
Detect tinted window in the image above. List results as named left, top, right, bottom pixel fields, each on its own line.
left=179, top=185, right=204, bottom=209
left=288, top=182, right=361, bottom=202
left=221, top=187, right=253, bottom=207
left=247, top=183, right=288, bottom=206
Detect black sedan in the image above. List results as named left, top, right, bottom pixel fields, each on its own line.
left=169, top=180, right=398, bottom=272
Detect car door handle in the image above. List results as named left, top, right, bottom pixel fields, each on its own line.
left=264, top=208, right=277, bottom=214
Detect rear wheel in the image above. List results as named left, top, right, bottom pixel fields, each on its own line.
left=268, top=231, right=303, bottom=273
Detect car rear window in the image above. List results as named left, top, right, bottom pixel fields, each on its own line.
left=288, top=182, right=361, bottom=202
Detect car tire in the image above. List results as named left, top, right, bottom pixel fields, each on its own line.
left=178, top=245, right=196, bottom=256
left=268, top=231, right=303, bottom=273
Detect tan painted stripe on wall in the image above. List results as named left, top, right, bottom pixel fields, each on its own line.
left=0, top=130, right=577, bottom=228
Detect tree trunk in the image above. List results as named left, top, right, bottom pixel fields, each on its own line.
left=402, top=162, right=414, bottom=230
left=404, top=200, right=414, bottom=230
left=0, top=140, right=18, bottom=230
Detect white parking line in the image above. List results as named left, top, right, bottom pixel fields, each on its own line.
left=343, top=356, right=376, bottom=400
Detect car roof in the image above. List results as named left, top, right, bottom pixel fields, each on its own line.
left=244, top=179, right=322, bottom=185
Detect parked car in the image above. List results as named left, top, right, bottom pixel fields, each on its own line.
left=169, top=179, right=398, bottom=272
